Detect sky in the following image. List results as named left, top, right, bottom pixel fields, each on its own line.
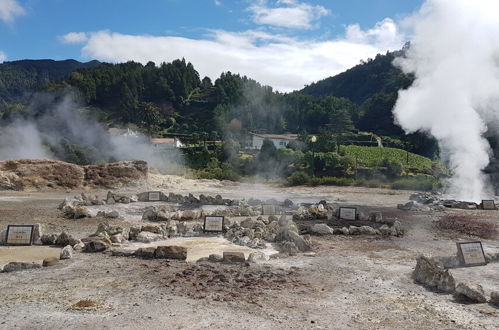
left=0, top=0, right=424, bottom=91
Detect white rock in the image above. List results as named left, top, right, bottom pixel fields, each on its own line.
left=136, top=231, right=164, bottom=243
left=60, top=245, right=73, bottom=260
left=311, top=223, right=335, bottom=235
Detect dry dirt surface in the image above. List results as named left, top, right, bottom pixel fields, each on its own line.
left=1, top=177, right=499, bottom=329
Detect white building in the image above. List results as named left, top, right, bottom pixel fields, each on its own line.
left=248, top=133, right=298, bottom=150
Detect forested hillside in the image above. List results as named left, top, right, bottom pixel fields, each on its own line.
left=0, top=59, right=99, bottom=105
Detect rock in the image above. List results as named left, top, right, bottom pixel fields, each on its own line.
left=379, top=225, right=392, bottom=236
left=155, top=246, right=187, bottom=260
left=454, top=282, right=487, bottom=303
left=369, top=212, right=383, bottom=223
left=284, top=199, right=293, bottom=207
left=42, top=257, right=59, bottom=267
left=248, top=252, right=269, bottom=263
left=136, top=231, right=163, bottom=243
left=223, top=251, right=246, bottom=262
left=208, top=254, right=223, bottom=262
left=105, top=210, right=120, bottom=219
left=40, top=233, right=58, bottom=245
left=397, top=201, right=430, bottom=212
left=391, top=220, right=404, bottom=237
left=348, top=226, right=360, bottom=235
left=135, top=247, right=157, bottom=259
left=2, top=262, right=41, bottom=272
left=155, top=208, right=170, bottom=222
left=357, top=211, right=370, bottom=221
left=240, top=218, right=256, bottom=229
left=60, top=245, right=73, bottom=260
left=110, top=233, right=124, bottom=244
left=268, top=215, right=278, bottom=223
left=280, top=241, right=299, bottom=256
left=106, top=191, right=115, bottom=204
left=128, top=225, right=141, bottom=241
left=359, top=226, right=377, bottom=235
left=73, top=206, right=91, bottom=219
left=289, top=232, right=312, bottom=252
left=338, top=227, right=349, bottom=235
left=141, top=224, right=161, bottom=234
left=142, top=206, right=158, bottom=221
left=490, top=291, right=499, bottom=307
left=83, top=238, right=110, bottom=253
left=55, top=232, right=78, bottom=247
left=311, top=223, right=335, bottom=235
left=73, top=240, right=85, bottom=251
left=32, top=223, right=42, bottom=245
left=413, top=255, right=455, bottom=293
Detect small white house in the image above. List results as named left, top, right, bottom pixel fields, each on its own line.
left=249, top=133, right=298, bottom=150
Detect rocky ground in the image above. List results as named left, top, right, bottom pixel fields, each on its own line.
left=1, top=177, right=499, bottom=329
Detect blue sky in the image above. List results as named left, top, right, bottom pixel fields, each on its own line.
left=0, top=0, right=424, bottom=91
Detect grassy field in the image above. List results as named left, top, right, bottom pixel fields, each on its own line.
left=341, top=145, right=433, bottom=170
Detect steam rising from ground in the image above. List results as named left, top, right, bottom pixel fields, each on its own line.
left=393, top=0, right=499, bottom=201
left=0, top=92, right=185, bottom=173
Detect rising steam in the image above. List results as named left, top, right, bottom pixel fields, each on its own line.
left=0, top=92, right=184, bottom=173
left=393, top=0, right=499, bottom=201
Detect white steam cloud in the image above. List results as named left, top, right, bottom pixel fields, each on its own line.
left=393, top=0, right=499, bottom=201
left=0, top=92, right=184, bottom=173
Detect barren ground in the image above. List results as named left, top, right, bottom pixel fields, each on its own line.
left=1, top=176, right=499, bottom=329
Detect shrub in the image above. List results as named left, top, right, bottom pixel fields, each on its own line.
left=286, top=171, right=311, bottom=186
left=309, top=176, right=355, bottom=186
left=390, top=176, right=441, bottom=191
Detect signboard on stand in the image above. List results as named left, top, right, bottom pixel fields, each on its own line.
left=339, top=207, right=357, bottom=221
left=456, top=241, right=487, bottom=267
left=203, top=216, right=225, bottom=233
left=481, top=200, right=496, bottom=210
left=6, top=225, right=34, bottom=246
left=148, top=191, right=161, bottom=201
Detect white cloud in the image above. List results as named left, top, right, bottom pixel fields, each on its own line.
left=65, top=19, right=405, bottom=92
left=345, top=18, right=403, bottom=50
left=214, top=0, right=222, bottom=6
left=0, top=0, right=25, bottom=23
left=248, top=0, right=329, bottom=29
left=60, top=32, right=89, bottom=44
left=0, top=50, right=6, bottom=62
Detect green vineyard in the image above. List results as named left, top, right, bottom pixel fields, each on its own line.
left=341, top=145, right=433, bottom=170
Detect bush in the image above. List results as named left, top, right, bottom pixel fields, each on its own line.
left=309, top=176, right=355, bottom=186
left=286, top=171, right=311, bottom=186
left=341, top=145, right=432, bottom=170
left=390, top=176, right=441, bottom=191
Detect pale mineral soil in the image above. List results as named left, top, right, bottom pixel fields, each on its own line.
left=0, top=176, right=499, bottom=330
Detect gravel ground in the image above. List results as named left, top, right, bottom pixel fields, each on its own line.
left=1, top=181, right=499, bottom=329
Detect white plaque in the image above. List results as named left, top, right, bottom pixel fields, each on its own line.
left=456, top=241, right=487, bottom=267
left=204, top=216, right=224, bottom=232
left=148, top=191, right=161, bottom=201
left=482, top=200, right=496, bottom=210
left=6, top=225, right=34, bottom=245
left=339, top=207, right=357, bottom=220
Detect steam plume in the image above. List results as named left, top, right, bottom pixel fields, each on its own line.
left=0, top=92, right=184, bottom=173
left=393, top=0, right=499, bottom=201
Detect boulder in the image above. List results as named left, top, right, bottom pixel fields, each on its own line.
left=142, top=207, right=158, bottom=221
left=83, top=237, right=110, bottom=253
left=155, top=246, right=187, bottom=260
left=111, top=234, right=124, bottom=244
left=72, top=206, right=91, bottom=219
left=454, top=282, right=487, bottom=303
left=208, top=254, right=223, bottom=262
left=311, top=224, right=335, bottom=235
left=135, top=247, right=156, bottom=259
left=40, top=233, right=58, bottom=245
left=60, top=245, right=73, bottom=260
left=413, top=255, right=455, bottom=293
left=2, top=262, right=41, bottom=272
left=391, top=220, right=404, bottom=237
left=55, top=232, right=78, bottom=247
left=42, top=257, right=59, bottom=267
left=223, top=251, right=246, bottom=263
left=338, top=227, right=349, bottom=235
left=240, top=218, right=256, bottom=229
left=105, top=210, right=120, bottom=219
left=141, top=225, right=161, bottom=234
left=128, top=225, right=141, bottom=241
left=73, top=240, right=85, bottom=251
left=248, top=252, right=270, bottom=263
left=490, top=291, right=499, bottom=307
left=379, top=225, right=392, bottom=236
left=348, top=226, right=360, bottom=235
left=155, top=208, right=170, bottom=222
left=279, top=241, right=299, bottom=256
left=359, top=226, right=377, bottom=235
left=136, top=231, right=163, bottom=243
left=369, top=212, right=383, bottom=223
